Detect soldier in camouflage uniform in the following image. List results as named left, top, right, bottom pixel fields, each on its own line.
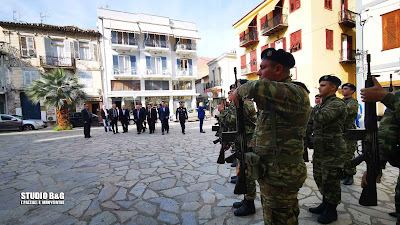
left=341, top=83, right=359, bottom=185
left=361, top=77, right=400, bottom=224
left=308, top=75, right=347, bottom=224
left=224, top=80, right=258, bottom=217
left=232, top=48, right=310, bottom=225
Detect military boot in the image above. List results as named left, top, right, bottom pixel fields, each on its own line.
left=309, top=197, right=327, bottom=214
left=317, top=202, right=338, bottom=224
left=233, top=198, right=245, bottom=209
left=343, top=175, right=354, bottom=185
left=234, top=199, right=255, bottom=216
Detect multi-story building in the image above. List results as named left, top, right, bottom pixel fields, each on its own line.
left=195, top=57, right=213, bottom=104
left=0, top=21, right=102, bottom=120
left=233, top=0, right=357, bottom=101
left=356, top=0, right=400, bottom=116
left=206, top=50, right=237, bottom=109
left=97, top=8, right=200, bottom=114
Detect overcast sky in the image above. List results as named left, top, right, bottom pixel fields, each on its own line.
left=0, top=0, right=262, bottom=58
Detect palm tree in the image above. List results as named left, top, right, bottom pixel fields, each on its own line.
left=27, top=69, right=86, bottom=130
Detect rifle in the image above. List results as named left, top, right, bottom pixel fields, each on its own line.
left=348, top=54, right=379, bottom=206
left=389, top=74, right=393, bottom=93
left=222, top=67, right=247, bottom=194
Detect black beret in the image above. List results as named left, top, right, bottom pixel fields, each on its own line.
left=229, top=84, right=236, bottom=90
left=261, top=48, right=295, bottom=69
left=315, top=94, right=321, bottom=98
left=341, top=83, right=356, bottom=91
left=179, top=101, right=184, bottom=104
left=319, top=75, right=341, bottom=87
left=237, top=79, right=249, bottom=85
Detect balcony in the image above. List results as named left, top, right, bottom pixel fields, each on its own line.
left=40, top=56, right=76, bottom=68
left=176, top=69, right=193, bottom=78
left=175, top=43, right=197, bottom=56
left=111, top=38, right=139, bottom=52
left=261, top=14, right=288, bottom=36
left=339, top=9, right=356, bottom=28
left=339, top=49, right=356, bottom=64
left=144, top=67, right=171, bottom=79
left=144, top=39, right=170, bottom=53
left=113, top=67, right=139, bottom=79
left=240, top=30, right=259, bottom=48
left=241, top=62, right=259, bottom=75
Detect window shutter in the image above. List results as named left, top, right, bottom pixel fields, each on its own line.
left=27, top=37, right=35, bottom=57
left=326, top=29, right=333, bottom=50
left=146, top=56, right=152, bottom=69
left=177, top=58, right=181, bottom=70
left=111, top=31, right=117, bottom=44
left=20, top=37, right=27, bottom=57
left=89, top=42, right=94, bottom=60
left=250, top=50, right=257, bottom=72
left=296, top=0, right=301, bottom=10
left=382, top=10, right=399, bottom=50
left=161, top=57, right=167, bottom=70
left=23, top=71, right=27, bottom=85
left=113, top=55, right=119, bottom=73
left=241, top=54, right=246, bottom=69
left=283, top=37, right=287, bottom=51
left=270, top=42, right=275, bottom=49
left=74, top=41, right=79, bottom=59
left=130, top=56, right=136, bottom=69
left=188, top=59, right=193, bottom=75
left=63, top=40, right=71, bottom=65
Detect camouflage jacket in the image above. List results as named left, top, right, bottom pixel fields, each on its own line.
left=311, top=94, right=347, bottom=162
left=219, top=104, right=236, bottom=131
left=237, top=77, right=311, bottom=158
left=224, top=99, right=257, bottom=135
left=343, top=97, right=358, bottom=132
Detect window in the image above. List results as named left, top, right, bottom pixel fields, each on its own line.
left=274, top=38, right=287, bottom=51
left=325, top=0, right=332, bottom=10
left=23, top=71, right=39, bottom=86
left=111, top=31, right=137, bottom=45
left=79, top=42, right=90, bottom=60
left=250, top=50, right=257, bottom=72
left=290, top=0, right=301, bottom=13
left=20, top=36, right=35, bottom=57
left=79, top=73, right=93, bottom=88
left=147, top=56, right=167, bottom=74
left=145, top=80, right=169, bottom=90
left=111, top=80, right=140, bottom=91
left=113, top=55, right=137, bottom=74
left=326, top=29, right=333, bottom=50
left=382, top=9, right=400, bottom=51
left=145, top=34, right=167, bottom=48
left=1, top=115, right=13, bottom=120
left=173, top=81, right=192, bottom=90
left=177, top=58, right=192, bottom=75
left=290, top=30, right=302, bottom=52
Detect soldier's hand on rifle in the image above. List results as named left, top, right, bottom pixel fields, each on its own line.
left=361, top=77, right=388, bottom=103
left=392, top=86, right=396, bottom=94
left=361, top=171, right=382, bottom=188
left=232, top=89, right=240, bottom=107
left=217, top=104, right=224, bottom=112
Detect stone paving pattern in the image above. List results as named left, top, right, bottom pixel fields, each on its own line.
left=0, top=119, right=398, bottom=224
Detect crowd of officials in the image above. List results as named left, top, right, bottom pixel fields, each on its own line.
left=80, top=101, right=208, bottom=138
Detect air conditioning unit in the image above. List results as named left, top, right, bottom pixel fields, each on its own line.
left=46, top=115, right=56, bottom=122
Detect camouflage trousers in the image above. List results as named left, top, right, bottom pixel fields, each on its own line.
left=245, top=172, right=257, bottom=201
left=343, top=141, right=358, bottom=176
left=258, top=163, right=306, bottom=225
left=313, top=159, right=342, bottom=205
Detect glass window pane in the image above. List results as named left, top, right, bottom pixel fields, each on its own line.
left=111, top=80, right=122, bottom=91
left=129, top=33, right=135, bottom=45
left=122, top=81, right=133, bottom=91
left=122, top=33, right=128, bottom=45
left=111, top=31, right=117, bottom=44
left=133, top=80, right=141, bottom=91
left=117, top=32, right=123, bottom=44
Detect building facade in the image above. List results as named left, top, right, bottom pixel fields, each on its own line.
left=0, top=21, right=102, bottom=120
left=233, top=0, right=357, bottom=102
left=97, top=8, right=200, bottom=114
left=195, top=57, right=213, bottom=104
left=356, top=0, right=400, bottom=116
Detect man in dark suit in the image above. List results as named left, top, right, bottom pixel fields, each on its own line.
left=147, top=103, right=158, bottom=134
left=110, top=104, right=119, bottom=134
left=140, top=104, right=147, bottom=133
left=119, top=105, right=130, bottom=133
left=81, top=103, right=91, bottom=138
left=133, top=104, right=145, bottom=134
left=176, top=102, right=188, bottom=134
left=158, top=101, right=170, bottom=135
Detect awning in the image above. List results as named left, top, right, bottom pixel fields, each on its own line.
left=235, top=0, right=280, bottom=34
left=105, top=20, right=140, bottom=33
left=172, top=28, right=200, bottom=39
left=139, top=23, right=173, bottom=35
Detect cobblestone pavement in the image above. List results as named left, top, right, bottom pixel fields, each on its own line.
left=0, top=119, right=398, bottom=225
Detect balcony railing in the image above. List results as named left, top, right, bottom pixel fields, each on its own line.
left=339, top=49, right=356, bottom=63
left=241, top=62, right=259, bottom=75
left=177, top=69, right=193, bottom=76
left=261, top=14, right=288, bottom=36
left=40, top=56, right=76, bottom=68
left=338, top=9, right=356, bottom=28
left=175, top=43, right=197, bottom=51
left=204, top=80, right=221, bottom=90
left=239, top=30, right=259, bottom=47
left=144, top=39, right=170, bottom=48
left=113, top=67, right=139, bottom=76
left=146, top=68, right=171, bottom=76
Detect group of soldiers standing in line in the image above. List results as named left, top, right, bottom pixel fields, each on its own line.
left=214, top=47, right=400, bottom=225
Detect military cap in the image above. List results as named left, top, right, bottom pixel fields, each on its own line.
left=237, top=79, right=249, bottom=85
left=341, top=83, right=356, bottom=91
left=179, top=101, right=184, bottom=104
left=261, top=48, right=295, bottom=69
left=319, top=75, right=341, bottom=87
left=229, top=84, right=236, bottom=90
left=315, top=94, right=321, bottom=98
